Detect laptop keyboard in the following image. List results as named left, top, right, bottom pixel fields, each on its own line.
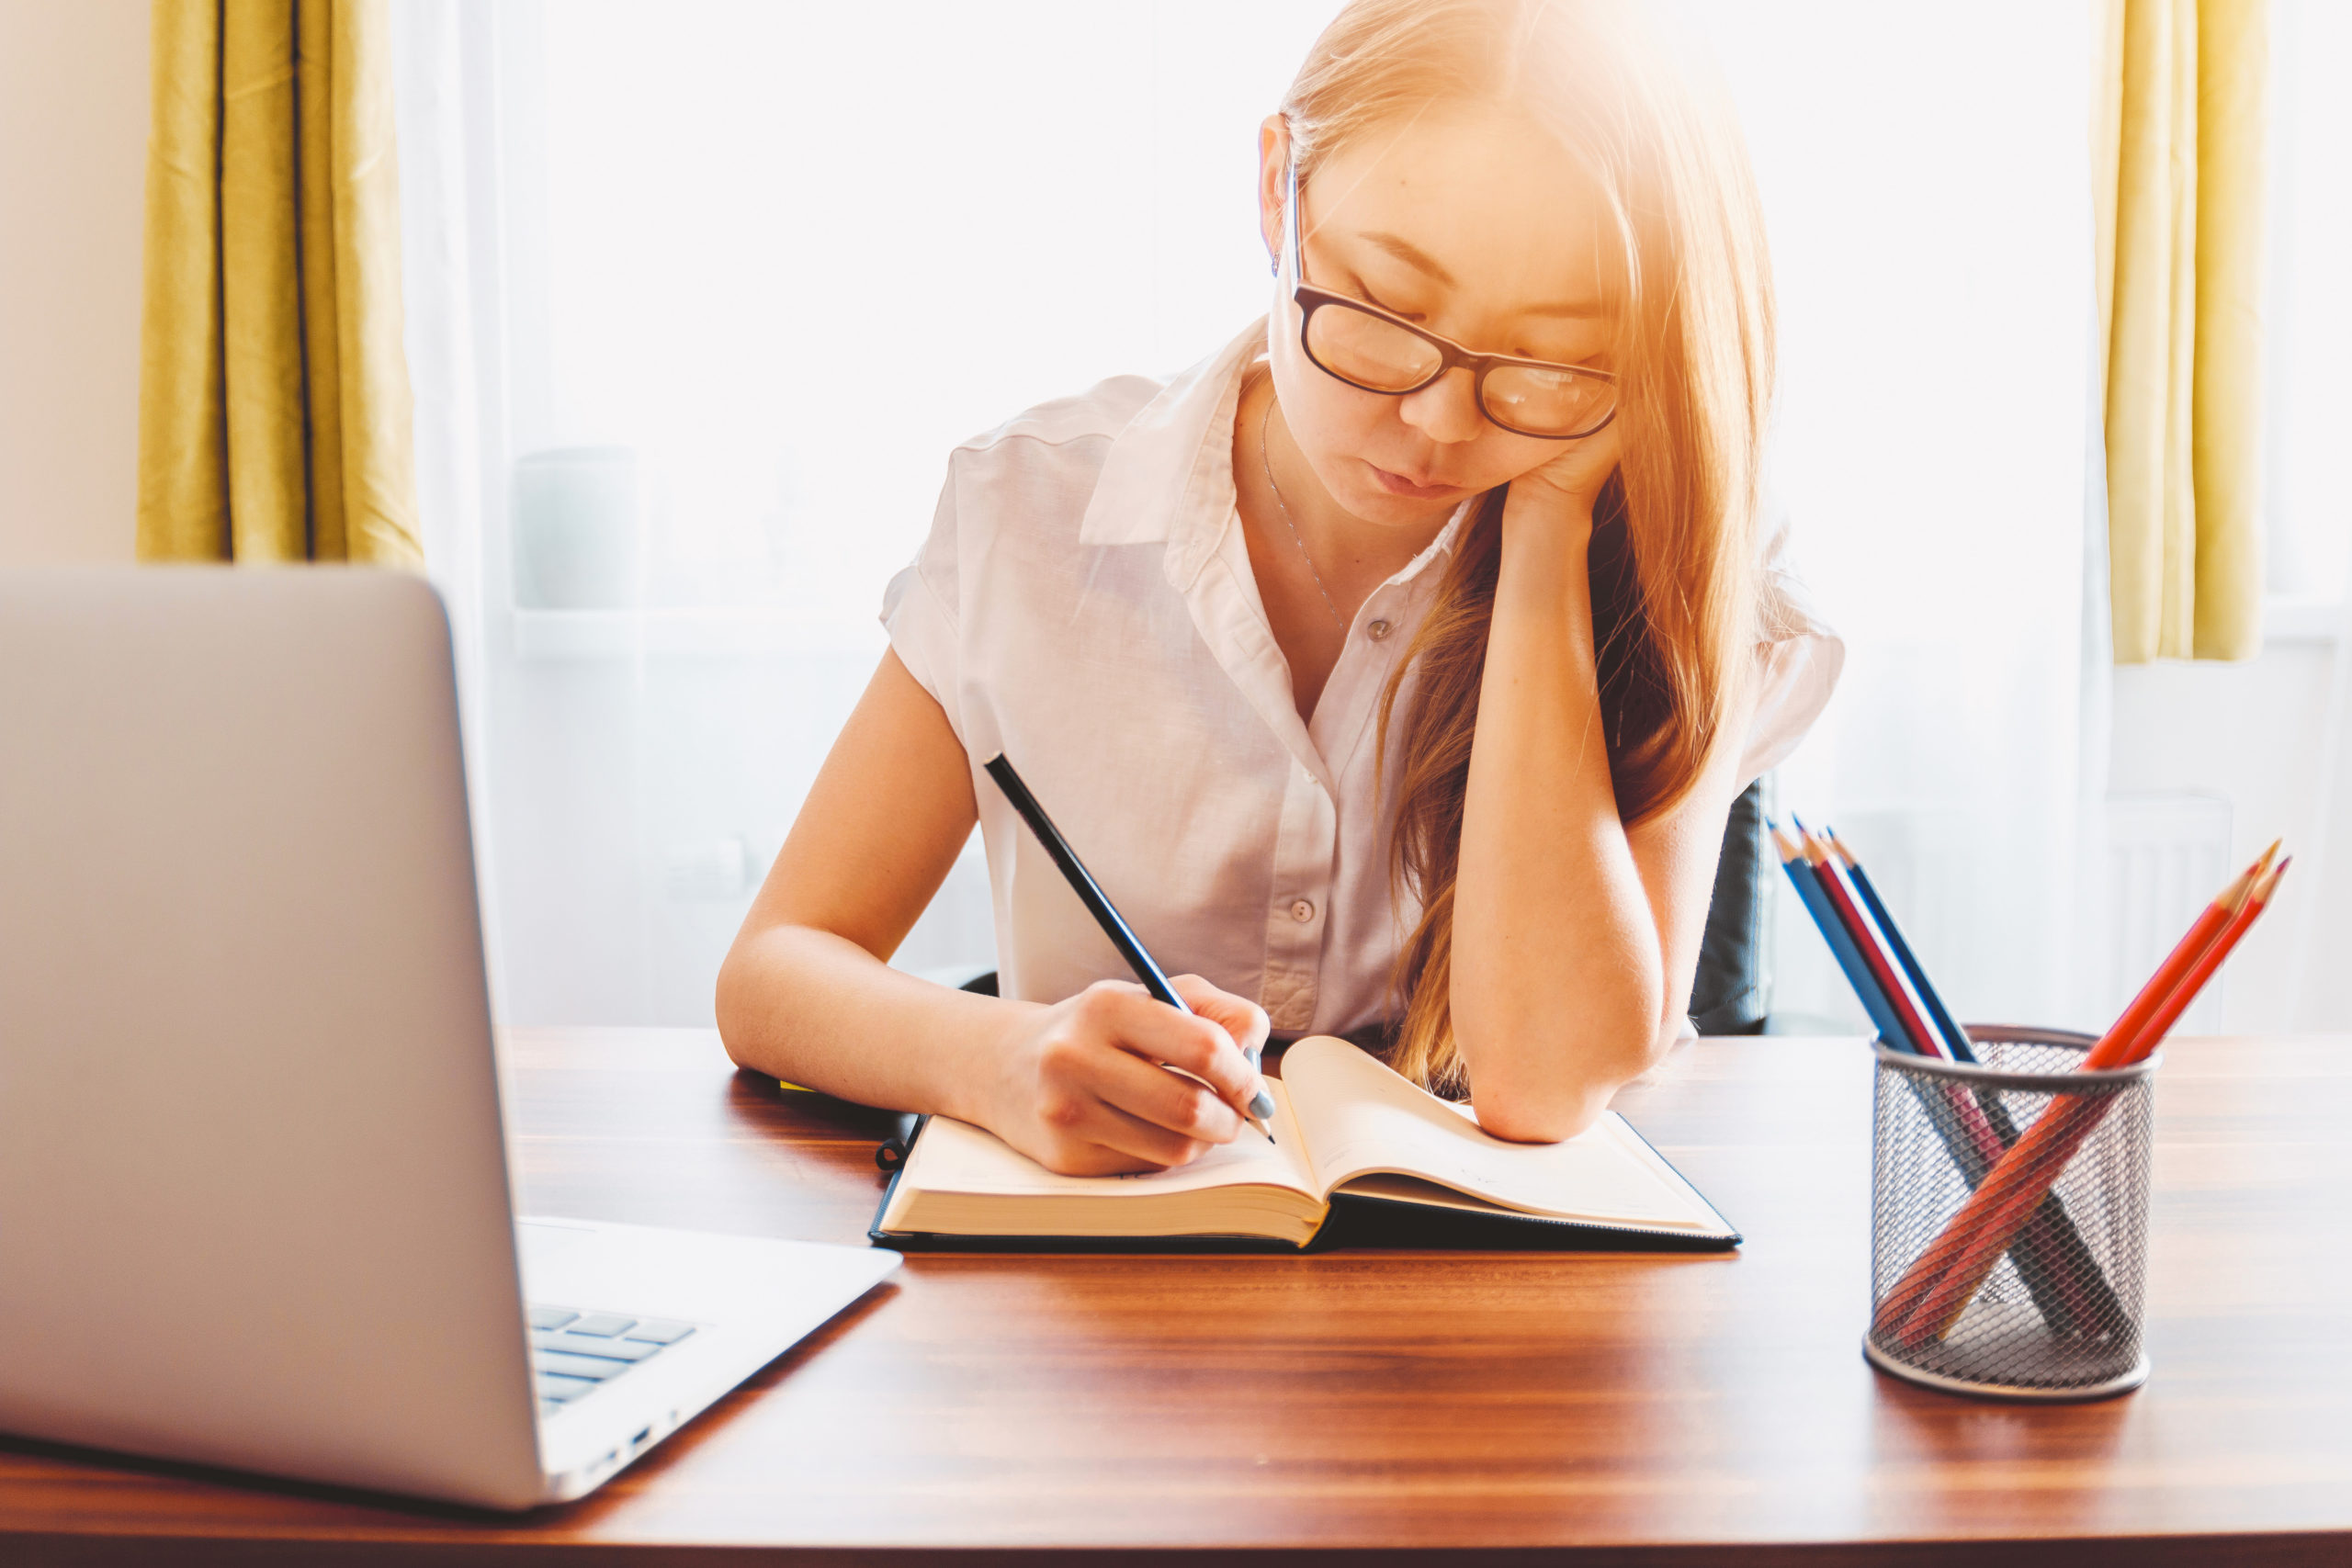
left=528, top=1304, right=696, bottom=1415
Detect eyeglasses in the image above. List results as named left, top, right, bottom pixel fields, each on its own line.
left=1281, top=160, right=1619, bottom=441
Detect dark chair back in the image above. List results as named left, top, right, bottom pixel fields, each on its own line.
left=1688, top=774, right=1774, bottom=1034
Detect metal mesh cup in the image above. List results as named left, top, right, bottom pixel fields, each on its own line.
left=1863, top=1026, right=2157, bottom=1401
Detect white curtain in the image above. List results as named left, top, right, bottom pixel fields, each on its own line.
left=394, top=0, right=2115, bottom=1036
left=1701, top=1, right=2111, bottom=1032
left=2273, top=0, right=2352, bottom=1029
left=394, top=1, right=1337, bottom=1025
left=390, top=0, right=503, bottom=1007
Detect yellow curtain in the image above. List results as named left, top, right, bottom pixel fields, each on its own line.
left=137, top=0, right=420, bottom=565
left=2095, top=0, right=2268, bottom=662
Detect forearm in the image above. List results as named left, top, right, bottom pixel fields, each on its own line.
left=1451, top=492, right=1668, bottom=1139
left=716, top=924, right=1040, bottom=1122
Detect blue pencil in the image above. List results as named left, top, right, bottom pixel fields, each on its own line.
left=1815, top=824, right=1976, bottom=1065
left=1783, top=818, right=2105, bottom=1335
left=1770, top=820, right=1915, bottom=1052
left=1807, top=818, right=2120, bottom=1334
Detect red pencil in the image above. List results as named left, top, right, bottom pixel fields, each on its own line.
left=1872, top=848, right=2273, bottom=1342
left=1800, top=830, right=1943, bottom=1060
left=2081, top=840, right=2277, bottom=1071
left=1884, top=854, right=2288, bottom=1346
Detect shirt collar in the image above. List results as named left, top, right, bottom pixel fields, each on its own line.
left=1078, top=319, right=1265, bottom=587
left=1392, top=495, right=1477, bottom=591
left=1078, top=317, right=1477, bottom=591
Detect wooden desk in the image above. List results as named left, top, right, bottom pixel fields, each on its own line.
left=4, top=1030, right=2347, bottom=1564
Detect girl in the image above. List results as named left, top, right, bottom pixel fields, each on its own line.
left=718, top=0, right=1838, bottom=1174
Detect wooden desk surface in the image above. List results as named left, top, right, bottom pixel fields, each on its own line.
left=5, top=1029, right=2348, bottom=1565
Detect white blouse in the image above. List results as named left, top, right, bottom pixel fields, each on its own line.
left=883, top=321, right=1842, bottom=1038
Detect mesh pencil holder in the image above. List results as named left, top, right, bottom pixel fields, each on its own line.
left=1863, top=1026, right=2157, bottom=1402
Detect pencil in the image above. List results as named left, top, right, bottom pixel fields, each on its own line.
left=2080, top=840, right=2278, bottom=1071
left=1877, top=851, right=2286, bottom=1346
left=1873, top=849, right=2264, bottom=1340
left=1799, top=829, right=1940, bottom=1058
left=1816, top=822, right=2120, bottom=1331
left=981, top=752, right=1277, bottom=1142
left=1817, top=825, right=1975, bottom=1063
left=1777, top=821, right=2095, bottom=1332
left=1770, top=823, right=1911, bottom=1051
left=1901, top=855, right=2290, bottom=1343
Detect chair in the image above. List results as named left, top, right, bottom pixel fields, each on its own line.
left=1690, top=774, right=1773, bottom=1033
left=933, top=775, right=1776, bottom=1033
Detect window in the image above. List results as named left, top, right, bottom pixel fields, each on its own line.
left=403, top=2, right=2121, bottom=1034
left=463, top=2, right=1335, bottom=1023
left=2264, top=0, right=2352, bottom=604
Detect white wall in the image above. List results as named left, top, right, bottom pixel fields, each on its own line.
left=3, top=0, right=2339, bottom=1033
left=0, top=0, right=149, bottom=566
left=2111, top=637, right=2342, bottom=1031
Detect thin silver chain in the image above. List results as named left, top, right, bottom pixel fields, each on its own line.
left=1258, top=398, right=1344, bottom=628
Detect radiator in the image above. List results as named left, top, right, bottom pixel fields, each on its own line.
left=2103, top=793, right=2233, bottom=1033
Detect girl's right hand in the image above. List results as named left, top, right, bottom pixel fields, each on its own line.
left=981, top=975, right=1272, bottom=1176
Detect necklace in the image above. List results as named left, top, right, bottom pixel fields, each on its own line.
left=1258, top=399, right=1345, bottom=628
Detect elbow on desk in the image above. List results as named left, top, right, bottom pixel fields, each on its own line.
left=1461, top=1019, right=1669, bottom=1145
left=712, top=939, right=768, bottom=1072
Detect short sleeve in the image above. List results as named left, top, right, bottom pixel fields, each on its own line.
left=1734, top=497, right=1845, bottom=786
left=880, top=459, right=966, bottom=745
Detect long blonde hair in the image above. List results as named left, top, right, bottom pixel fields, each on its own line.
left=1280, top=0, right=1781, bottom=1094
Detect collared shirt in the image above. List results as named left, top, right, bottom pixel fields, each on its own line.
left=883, top=321, right=1842, bottom=1037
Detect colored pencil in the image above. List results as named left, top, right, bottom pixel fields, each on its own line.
left=2077, top=840, right=2277, bottom=1072
left=1877, top=851, right=2286, bottom=1346
left=1780, top=821, right=2096, bottom=1334
left=1818, top=826, right=1976, bottom=1063
left=1800, top=829, right=1940, bottom=1059
left=1874, top=848, right=2267, bottom=1341
left=1890, top=1060, right=2100, bottom=1337
left=1770, top=823, right=1913, bottom=1051
left=1900, top=855, right=2290, bottom=1343
left=1814, top=821, right=2121, bottom=1332
left=2112, top=855, right=2287, bottom=1064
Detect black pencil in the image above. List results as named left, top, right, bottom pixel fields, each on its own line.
left=981, top=752, right=1277, bottom=1142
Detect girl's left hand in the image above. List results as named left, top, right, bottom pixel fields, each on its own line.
left=1507, top=416, right=1624, bottom=528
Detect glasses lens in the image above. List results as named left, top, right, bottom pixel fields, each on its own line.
left=1305, top=301, right=1443, bottom=392
left=1483, top=364, right=1616, bottom=438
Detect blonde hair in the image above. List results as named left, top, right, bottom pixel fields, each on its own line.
left=1280, top=0, right=1781, bottom=1095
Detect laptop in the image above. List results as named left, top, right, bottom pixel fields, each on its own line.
left=0, top=567, right=899, bottom=1509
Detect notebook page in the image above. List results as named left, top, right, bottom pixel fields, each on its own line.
left=1282, top=1036, right=1715, bottom=1229
left=899, top=1077, right=1318, bottom=1199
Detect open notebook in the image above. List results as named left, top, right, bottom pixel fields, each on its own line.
left=872, top=1036, right=1737, bottom=1250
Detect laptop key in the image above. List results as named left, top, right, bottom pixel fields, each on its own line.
left=534, top=1330, right=661, bottom=1362
left=621, top=1318, right=695, bottom=1345
left=536, top=1371, right=600, bottom=1403
left=534, top=1348, right=630, bottom=1382
left=527, top=1305, right=581, bottom=1331
left=566, top=1313, right=637, bottom=1337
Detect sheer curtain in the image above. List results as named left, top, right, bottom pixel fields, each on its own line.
left=1695, top=2, right=2110, bottom=1032
left=395, top=0, right=2111, bottom=1036
left=395, top=1, right=1337, bottom=1024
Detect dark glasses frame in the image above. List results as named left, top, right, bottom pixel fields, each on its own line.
left=1281, top=159, right=1619, bottom=442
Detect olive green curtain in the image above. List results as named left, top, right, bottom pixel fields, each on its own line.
left=2094, top=0, right=2268, bottom=662
left=137, top=0, right=420, bottom=565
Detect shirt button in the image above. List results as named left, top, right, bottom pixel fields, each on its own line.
left=1367, top=619, right=1392, bottom=641
left=1289, top=898, right=1316, bottom=923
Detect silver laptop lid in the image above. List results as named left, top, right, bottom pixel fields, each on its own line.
left=0, top=567, right=544, bottom=1507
